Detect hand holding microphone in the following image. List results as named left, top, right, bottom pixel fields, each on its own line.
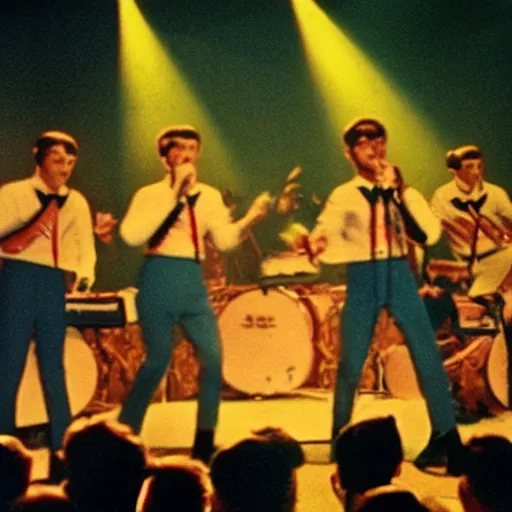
left=375, top=159, right=405, bottom=200
left=173, top=162, right=197, bottom=197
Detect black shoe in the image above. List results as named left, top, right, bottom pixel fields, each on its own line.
left=191, top=429, right=216, bottom=465
left=414, top=428, right=465, bottom=476
left=48, top=451, right=67, bottom=483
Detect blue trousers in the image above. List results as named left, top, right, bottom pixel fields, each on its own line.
left=0, top=259, right=71, bottom=449
left=332, top=259, right=456, bottom=438
left=119, top=256, right=222, bottom=433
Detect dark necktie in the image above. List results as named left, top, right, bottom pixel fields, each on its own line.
left=450, top=194, right=487, bottom=214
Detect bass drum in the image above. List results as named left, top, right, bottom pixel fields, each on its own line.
left=218, top=288, right=315, bottom=396
left=487, top=332, right=509, bottom=408
left=383, top=335, right=507, bottom=417
left=16, top=326, right=98, bottom=427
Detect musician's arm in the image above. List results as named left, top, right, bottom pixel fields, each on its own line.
left=399, top=187, right=442, bottom=245
left=494, top=187, right=512, bottom=226
left=0, top=183, right=24, bottom=238
left=120, top=184, right=179, bottom=247
left=208, top=189, right=270, bottom=252
left=206, top=189, right=243, bottom=252
left=309, top=188, right=344, bottom=249
left=73, top=193, right=97, bottom=289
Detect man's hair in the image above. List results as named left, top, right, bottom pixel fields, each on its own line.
left=462, top=435, right=512, bottom=512
left=156, top=124, right=201, bottom=157
left=139, top=457, right=211, bottom=512
left=33, top=131, right=79, bottom=165
left=445, top=144, right=482, bottom=171
left=11, top=485, right=73, bottom=512
left=334, top=416, right=403, bottom=494
left=0, top=435, right=33, bottom=509
left=210, top=435, right=300, bottom=512
left=357, top=489, right=428, bottom=512
left=63, top=419, right=147, bottom=511
left=343, top=118, right=387, bottom=148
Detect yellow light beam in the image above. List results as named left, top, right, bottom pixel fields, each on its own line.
left=118, top=0, right=237, bottom=187
left=292, top=0, right=447, bottom=193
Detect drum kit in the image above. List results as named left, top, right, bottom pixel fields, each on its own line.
left=12, top=161, right=512, bottom=427
left=378, top=259, right=511, bottom=418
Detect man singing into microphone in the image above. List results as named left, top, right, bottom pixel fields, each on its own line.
left=308, top=118, right=464, bottom=475
left=118, top=125, right=271, bottom=463
left=0, top=131, right=96, bottom=480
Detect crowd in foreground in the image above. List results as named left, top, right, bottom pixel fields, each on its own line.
left=1, top=415, right=512, bottom=511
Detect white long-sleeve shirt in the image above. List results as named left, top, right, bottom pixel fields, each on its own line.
left=0, top=174, right=96, bottom=284
left=431, top=179, right=512, bottom=258
left=312, top=175, right=441, bottom=264
left=120, top=178, right=242, bottom=259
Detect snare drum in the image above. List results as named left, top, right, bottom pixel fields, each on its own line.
left=16, top=327, right=98, bottom=427
left=217, top=288, right=315, bottom=395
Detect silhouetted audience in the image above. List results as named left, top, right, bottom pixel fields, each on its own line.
left=0, top=435, right=33, bottom=511
left=331, top=416, right=429, bottom=511
left=458, top=435, right=512, bottom=512
left=356, top=487, right=429, bottom=511
left=62, top=418, right=147, bottom=511
left=138, top=455, right=212, bottom=511
left=210, top=427, right=304, bottom=512
left=12, top=485, right=73, bottom=511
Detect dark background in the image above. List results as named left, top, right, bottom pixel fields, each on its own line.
left=1, top=0, right=510, bottom=289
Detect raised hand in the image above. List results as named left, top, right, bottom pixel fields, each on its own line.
left=94, top=212, right=118, bottom=244
left=246, top=191, right=272, bottom=225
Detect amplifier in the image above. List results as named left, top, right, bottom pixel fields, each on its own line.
left=65, top=288, right=138, bottom=327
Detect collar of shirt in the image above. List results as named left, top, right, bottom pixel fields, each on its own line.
left=351, top=174, right=379, bottom=190
left=160, top=175, right=201, bottom=202
left=450, top=178, right=487, bottom=202
left=31, top=174, right=69, bottom=196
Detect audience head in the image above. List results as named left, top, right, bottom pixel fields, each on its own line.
left=458, top=435, right=512, bottom=512
left=0, top=435, right=33, bottom=510
left=138, top=455, right=212, bottom=512
left=210, top=427, right=304, bottom=512
left=62, top=418, right=147, bottom=511
left=356, top=488, right=428, bottom=512
left=12, top=485, right=73, bottom=512
left=334, top=416, right=403, bottom=496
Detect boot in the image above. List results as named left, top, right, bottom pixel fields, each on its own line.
left=48, top=451, right=67, bottom=483
left=414, top=428, right=465, bottom=476
left=191, top=429, right=216, bottom=465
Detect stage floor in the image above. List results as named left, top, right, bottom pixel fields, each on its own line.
left=29, top=391, right=512, bottom=511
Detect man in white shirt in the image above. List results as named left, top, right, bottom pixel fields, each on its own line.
left=431, top=144, right=512, bottom=407
left=118, top=125, right=271, bottom=463
left=431, top=145, right=512, bottom=298
left=0, top=131, right=96, bottom=478
left=309, top=118, right=464, bottom=475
